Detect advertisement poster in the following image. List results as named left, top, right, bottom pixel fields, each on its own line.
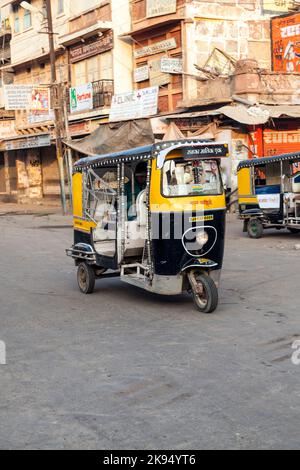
left=4, top=85, right=34, bottom=110
left=271, top=12, right=300, bottom=72
left=109, top=87, right=159, bottom=122
left=31, top=86, right=50, bottom=114
left=4, top=85, right=50, bottom=112
left=70, top=83, right=93, bottom=114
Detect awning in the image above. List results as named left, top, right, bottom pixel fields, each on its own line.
left=65, top=119, right=155, bottom=157
left=238, top=152, right=300, bottom=171
left=59, top=21, right=112, bottom=47
left=262, top=105, right=300, bottom=119
left=166, top=104, right=300, bottom=125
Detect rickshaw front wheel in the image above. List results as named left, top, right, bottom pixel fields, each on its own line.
left=288, top=227, right=300, bottom=234
left=77, top=262, right=95, bottom=295
left=247, top=218, right=264, bottom=239
left=190, top=273, right=219, bottom=314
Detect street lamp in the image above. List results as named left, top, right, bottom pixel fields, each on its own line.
left=20, top=0, right=67, bottom=215
left=20, top=2, right=40, bottom=14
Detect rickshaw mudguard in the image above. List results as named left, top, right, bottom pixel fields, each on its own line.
left=240, top=208, right=264, bottom=218
left=66, top=243, right=97, bottom=264
left=181, top=259, right=218, bottom=272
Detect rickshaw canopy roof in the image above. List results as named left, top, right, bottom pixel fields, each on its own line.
left=74, top=144, right=153, bottom=172
left=74, top=139, right=229, bottom=172
left=237, top=152, right=300, bottom=171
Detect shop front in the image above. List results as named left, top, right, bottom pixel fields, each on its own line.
left=248, top=120, right=300, bottom=172
left=1, top=133, right=57, bottom=203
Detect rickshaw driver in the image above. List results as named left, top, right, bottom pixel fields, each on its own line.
left=126, top=162, right=148, bottom=220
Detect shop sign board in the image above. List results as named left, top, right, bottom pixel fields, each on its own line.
left=109, top=86, right=159, bottom=122
left=134, top=66, right=149, bottom=83
left=5, top=134, right=51, bottom=151
left=134, top=38, right=177, bottom=59
left=70, top=83, right=93, bottom=114
left=146, top=0, right=177, bottom=19
left=248, top=124, right=300, bottom=172
left=263, top=0, right=293, bottom=15
left=69, top=30, right=114, bottom=64
left=160, top=57, right=183, bottom=74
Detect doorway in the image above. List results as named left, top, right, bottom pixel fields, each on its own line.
left=0, top=154, right=5, bottom=193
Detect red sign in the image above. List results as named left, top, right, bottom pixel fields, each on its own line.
left=248, top=123, right=300, bottom=172
left=271, top=12, right=300, bottom=72
left=249, top=124, right=300, bottom=157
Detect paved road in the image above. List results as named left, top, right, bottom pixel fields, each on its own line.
left=0, top=211, right=299, bottom=450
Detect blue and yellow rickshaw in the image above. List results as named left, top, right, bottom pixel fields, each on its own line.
left=237, top=152, right=300, bottom=238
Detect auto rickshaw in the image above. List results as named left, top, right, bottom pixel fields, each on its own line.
left=237, top=152, right=300, bottom=238
left=66, top=140, right=229, bottom=313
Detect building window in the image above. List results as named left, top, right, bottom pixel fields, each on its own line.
left=57, top=0, right=64, bottom=15
left=23, top=9, right=32, bottom=29
left=72, top=52, right=113, bottom=86
left=13, top=5, right=20, bottom=33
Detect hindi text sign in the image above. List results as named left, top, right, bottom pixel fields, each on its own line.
left=109, top=86, right=159, bottom=122
left=146, top=0, right=177, bottom=19
left=161, top=57, right=183, bottom=74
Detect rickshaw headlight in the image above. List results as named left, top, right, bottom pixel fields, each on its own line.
left=196, top=230, right=209, bottom=248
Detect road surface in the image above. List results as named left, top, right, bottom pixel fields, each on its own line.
left=0, top=210, right=299, bottom=449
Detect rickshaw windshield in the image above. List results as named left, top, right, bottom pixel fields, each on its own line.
left=162, top=159, right=223, bottom=197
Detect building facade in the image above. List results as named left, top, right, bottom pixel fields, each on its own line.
left=0, top=0, right=132, bottom=203
left=0, top=0, right=299, bottom=204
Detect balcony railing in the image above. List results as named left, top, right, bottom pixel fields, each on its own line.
left=68, top=79, right=114, bottom=114
left=92, top=79, right=114, bottom=109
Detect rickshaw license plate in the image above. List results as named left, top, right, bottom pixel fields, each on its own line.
left=189, top=215, right=214, bottom=223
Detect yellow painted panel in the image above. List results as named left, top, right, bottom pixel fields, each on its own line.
left=73, top=173, right=83, bottom=219
left=73, top=218, right=96, bottom=232
left=239, top=196, right=258, bottom=205
left=238, top=168, right=259, bottom=204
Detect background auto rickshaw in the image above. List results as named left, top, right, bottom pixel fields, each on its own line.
left=237, top=152, right=300, bottom=238
left=67, top=140, right=229, bottom=313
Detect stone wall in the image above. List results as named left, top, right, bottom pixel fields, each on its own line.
left=15, top=150, right=43, bottom=203
left=183, top=1, right=273, bottom=103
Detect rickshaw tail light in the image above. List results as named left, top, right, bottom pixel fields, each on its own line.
left=196, top=231, right=209, bottom=248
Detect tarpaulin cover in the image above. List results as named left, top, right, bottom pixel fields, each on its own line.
left=65, top=119, right=155, bottom=157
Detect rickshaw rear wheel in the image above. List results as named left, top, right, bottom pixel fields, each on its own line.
left=247, top=218, right=264, bottom=239
left=77, top=262, right=95, bottom=294
left=190, top=273, right=219, bottom=314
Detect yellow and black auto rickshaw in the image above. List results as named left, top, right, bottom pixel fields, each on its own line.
left=66, top=140, right=229, bottom=313
left=237, top=152, right=300, bottom=238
